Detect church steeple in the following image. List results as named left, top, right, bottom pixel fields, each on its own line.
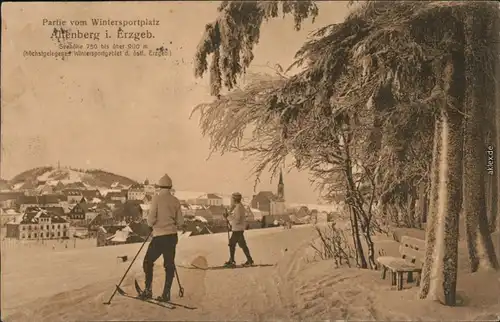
left=277, top=170, right=285, bottom=201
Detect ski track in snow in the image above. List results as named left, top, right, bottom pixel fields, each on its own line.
left=3, top=226, right=316, bottom=321
left=4, top=227, right=500, bottom=321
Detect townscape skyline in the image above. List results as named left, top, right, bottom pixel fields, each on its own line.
left=0, top=162, right=320, bottom=204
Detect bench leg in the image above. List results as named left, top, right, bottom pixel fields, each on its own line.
left=381, top=266, right=387, bottom=280
left=416, top=272, right=421, bottom=286
left=407, top=271, right=414, bottom=283
left=391, top=271, right=396, bottom=286
left=397, top=272, right=404, bottom=291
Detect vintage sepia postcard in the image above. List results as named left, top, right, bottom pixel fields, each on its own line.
left=1, top=1, right=500, bottom=321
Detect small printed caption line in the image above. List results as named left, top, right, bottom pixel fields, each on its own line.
left=22, top=47, right=171, bottom=59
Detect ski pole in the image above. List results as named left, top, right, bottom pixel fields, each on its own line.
left=174, top=265, right=184, bottom=298
left=224, top=208, right=231, bottom=242
left=103, top=230, right=152, bottom=305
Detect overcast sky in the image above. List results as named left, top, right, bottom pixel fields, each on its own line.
left=1, top=1, right=351, bottom=203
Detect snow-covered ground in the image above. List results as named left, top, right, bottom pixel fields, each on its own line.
left=173, top=190, right=207, bottom=201
left=12, top=182, right=24, bottom=190
left=2, top=226, right=499, bottom=321
left=36, top=169, right=54, bottom=182
left=287, top=202, right=343, bottom=213
left=36, top=168, right=85, bottom=184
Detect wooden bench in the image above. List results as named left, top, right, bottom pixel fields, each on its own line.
left=376, top=236, right=425, bottom=291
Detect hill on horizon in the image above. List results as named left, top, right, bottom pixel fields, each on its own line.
left=8, top=166, right=138, bottom=190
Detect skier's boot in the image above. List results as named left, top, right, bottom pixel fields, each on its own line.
left=156, top=267, right=173, bottom=302
left=224, top=260, right=236, bottom=268
left=142, top=261, right=154, bottom=300
left=156, top=291, right=171, bottom=303
left=241, top=244, right=254, bottom=267
left=139, top=287, right=153, bottom=300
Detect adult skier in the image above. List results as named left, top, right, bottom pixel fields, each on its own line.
left=223, top=192, right=254, bottom=267
left=139, top=173, right=185, bottom=302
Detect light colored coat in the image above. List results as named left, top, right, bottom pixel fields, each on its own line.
left=147, top=189, right=184, bottom=237
left=227, top=203, right=246, bottom=232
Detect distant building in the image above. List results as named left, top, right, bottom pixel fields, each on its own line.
left=205, top=193, right=224, bottom=206
left=0, top=208, right=21, bottom=226
left=81, top=189, right=102, bottom=203
left=6, top=207, right=70, bottom=240
left=251, top=170, right=286, bottom=216
left=68, top=202, right=89, bottom=222
left=64, top=189, right=84, bottom=204
left=105, top=191, right=127, bottom=203
left=43, top=206, right=66, bottom=219
left=189, top=193, right=223, bottom=206
left=251, top=191, right=275, bottom=214
left=88, top=212, right=114, bottom=228
left=0, top=192, right=24, bottom=208
left=17, top=195, right=62, bottom=212
left=128, top=184, right=146, bottom=200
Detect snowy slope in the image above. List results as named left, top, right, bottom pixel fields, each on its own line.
left=2, top=227, right=499, bottom=321
left=8, top=166, right=137, bottom=190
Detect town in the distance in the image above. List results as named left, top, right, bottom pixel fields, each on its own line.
left=0, top=164, right=341, bottom=248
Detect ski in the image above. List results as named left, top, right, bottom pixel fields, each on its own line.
left=115, top=285, right=175, bottom=309
left=178, top=263, right=275, bottom=270
left=134, top=279, right=197, bottom=310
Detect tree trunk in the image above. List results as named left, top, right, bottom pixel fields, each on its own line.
left=361, top=220, right=377, bottom=269
left=463, top=103, right=499, bottom=271
left=419, top=119, right=442, bottom=299
left=415, top=182, right=427, bottom=228
left=349, top=205, right=367, bottom=268
left=428, top=107, right=462, bottom=306
left=423, top=52, right=465, bottom=306
left=494, top=24, right=500, bottom=233
left=485, top=116, right=497, bottom=232
left=485, top=168, right=496, bottom=231
left=462, top=16, right=499, bottom=272
left=408, top=186, right=417, bottom=228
